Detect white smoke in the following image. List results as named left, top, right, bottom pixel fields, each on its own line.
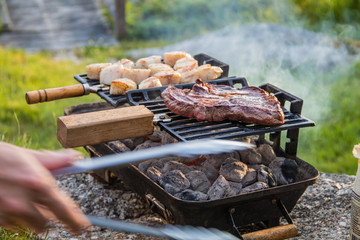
left=129, top=23, right=359, bottom=121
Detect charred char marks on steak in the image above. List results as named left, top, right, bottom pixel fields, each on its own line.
left=161, top=79, right=285, bottom=125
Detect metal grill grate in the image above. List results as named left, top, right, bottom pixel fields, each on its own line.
left=126, top=77, right=315, bottom=142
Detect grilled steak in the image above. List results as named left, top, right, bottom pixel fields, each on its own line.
left=161, top=79, right=285, bottom=125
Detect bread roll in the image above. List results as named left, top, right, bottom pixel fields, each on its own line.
left=139, top=77, right=162, bottom=89
left=110, top=78, right=137, bottom=95
left=100, top=64, right=124, bottom=85
left=86, top=63, right=112, bottom=80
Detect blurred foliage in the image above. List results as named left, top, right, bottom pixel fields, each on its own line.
left=291, top=0, right=360, bottom=40
left=119, top=0, right=360, bottom=41
left=124, top=0, right=293, bottom=40
left=299, top=60, right=360, bottom=174
left=72, top=39, right=170, bottom=62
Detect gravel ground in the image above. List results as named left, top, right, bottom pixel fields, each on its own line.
left=41, top=172, right=353, bottom=240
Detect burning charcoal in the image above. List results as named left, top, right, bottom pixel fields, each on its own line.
left=185, top=170, right=211, bottom=193
left=207, top=175, right=230, bottom=200
left=132, top=137, right=146, bottom=146
left=138, top=159, right=157, bottom=173
left=174, top=189, right=208, bottom=201
left=240, top=182, right=269, bottom=194
left=241, top=168, right=257, bottom=187
left=107, top=141, right=131, bottom=153
left=147, top=130, right=163, bottom=142
left=223, top=157, right=240, bottom=164
left=257, top=165, right=277, bottom=187
left=204, top=152, right=240, bottom=168
left=200, top=161, right=219, bottom=183
left=146, top=166, right=163, bottom=184
left=238, top=148, right=262, bottom=165
left=227, top=181, right=243, bottom=197
left=219, top=161, right=248, bottom=183
left=163, top=161, right=191, bottom=174
left=134, top=140, right=162, bottom=150
left=257, top=143, right=276, bottom=165
left=178, top=156, right=202, bottom=164
left=159, top=170, right=190, bottom=195
left=154, top=157, right=179, bottom=169
left=269, top=157, right=298, bottom=185
left=231, top=137, right=251, bottom=143
left=161, top=131, right=177, bottom=144
left=120, top=139, right=135, bottom=150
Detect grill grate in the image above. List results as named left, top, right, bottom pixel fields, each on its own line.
left=74, top=53, right=229, bottom=107
left=126, top=77, right=315, bottom=142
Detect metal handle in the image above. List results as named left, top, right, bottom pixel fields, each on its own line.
left=25, top=84, right=86, bottom=104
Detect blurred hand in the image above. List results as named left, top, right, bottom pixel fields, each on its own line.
left=0, top=142, right=90, bottom=234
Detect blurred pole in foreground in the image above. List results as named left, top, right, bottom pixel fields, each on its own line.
left=114, top=0, right=127, bottom=39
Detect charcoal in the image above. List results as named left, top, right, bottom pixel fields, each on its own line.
left=238, top=148, right=262, bottom=165
left=132, top=137, right=146, bottom=147
left=241, top=168, right=257, bottom=187
left=161, top=132, right=177, bottom=144
left=227, top=181, right=243, bottom=197
left=146, top=166, right=162, bottom=184
left=223, top=157, right=240, bottom=165
left=204, top=152, right=241, bottom=168
left=163, top=161, right=191, bottom=174
left=207, top=175, right=230, bottom=200
left=159, top=170, right=190, bottom=195
left=219, top=161, right=248, bottom=183
left=257, top=143, right=276, bottom=165
left=154, top=157, right=179, bottom=169
left=200, top=161, right=219, bottom=183
left=107, top=141, right=131, bottom=153
left=257, top=165, right=277, bottom=187
left=178, top=156, right=202, bottom=163
left=138, top=159, right=157, bottom=173
left=231, top=137, right=251, bottom=143
left=185, top=170, right=211, bottom=193
left=269, top=157, right=298, bottom=185
left=189, top=165, right=202, bottom=171
left=240, top=182, right=269, bottom=194
left=134, top=140, right=162, bottom=150
left=147, top=130, right=163, bottom=142
left=174, top=189, right=208, bottom=201
left=120, top=139, right=135, bottom=150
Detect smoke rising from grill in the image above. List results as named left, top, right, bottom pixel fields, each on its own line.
left=129, top=2, right=360, bottom=122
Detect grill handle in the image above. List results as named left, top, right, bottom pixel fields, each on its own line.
left=242, top=224, right=298, bottom=240
left=25, top=84, right=87, bottom=104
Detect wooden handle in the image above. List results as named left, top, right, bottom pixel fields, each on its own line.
left=242, top=224, right=298, bottom=240
left=25, top=84, right=85, bottom=104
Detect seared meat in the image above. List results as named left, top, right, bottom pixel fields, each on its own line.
left=161, top=79, right=284, bottom=125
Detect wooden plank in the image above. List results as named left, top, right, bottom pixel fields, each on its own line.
left=57, top=105, right=154, bottom=148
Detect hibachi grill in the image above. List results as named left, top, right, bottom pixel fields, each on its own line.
left=67, top=54, right=319, bottom=239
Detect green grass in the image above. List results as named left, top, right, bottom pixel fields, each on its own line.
left=0, top=227, right=48, bottom=239
left=0, top=47, right=100, bottom=150
left=298, top=60, right=360, bottom=174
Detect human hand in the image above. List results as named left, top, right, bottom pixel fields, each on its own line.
left=0, top=142, right=91, bottom=234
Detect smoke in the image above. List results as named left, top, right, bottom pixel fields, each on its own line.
left=128, top=4, right=360, bottom=121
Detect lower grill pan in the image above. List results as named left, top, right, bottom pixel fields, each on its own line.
left=85, top=142, right=319, bottom=231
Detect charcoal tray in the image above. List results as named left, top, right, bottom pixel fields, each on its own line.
left=85, top=141, right=319, bottom=233
left=64, top=102, right=319, bottom=235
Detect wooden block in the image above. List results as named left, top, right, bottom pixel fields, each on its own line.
left=57, top=105, right=154, bottom=148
